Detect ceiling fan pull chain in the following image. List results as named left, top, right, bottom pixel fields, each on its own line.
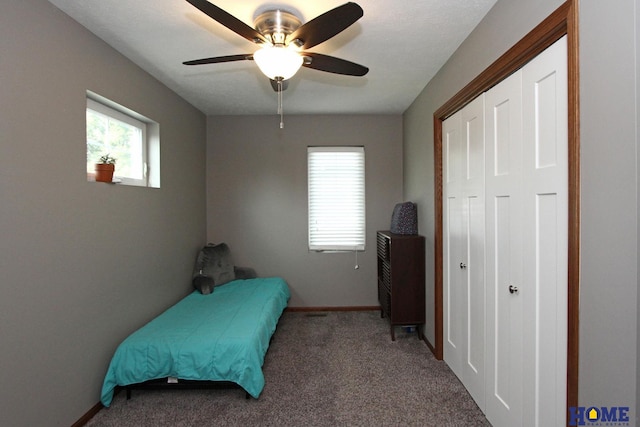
left=278, top=79, right=285, bottom=129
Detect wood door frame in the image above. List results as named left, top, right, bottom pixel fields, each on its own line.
left=432, top=0, right=580, bottom=415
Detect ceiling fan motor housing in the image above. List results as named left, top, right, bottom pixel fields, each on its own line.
left=254, top=10, right=302, bottom=45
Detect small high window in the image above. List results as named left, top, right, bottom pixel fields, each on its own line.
left=86, top=92, right=159, bottom=187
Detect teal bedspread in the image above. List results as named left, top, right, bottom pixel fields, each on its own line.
left=100, top=277, right=290, bottom=406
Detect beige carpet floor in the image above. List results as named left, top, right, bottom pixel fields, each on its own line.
left=87, top=310, right=489, bottom=426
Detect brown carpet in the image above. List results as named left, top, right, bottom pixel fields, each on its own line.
left=87, top=310, right=489, bottom=426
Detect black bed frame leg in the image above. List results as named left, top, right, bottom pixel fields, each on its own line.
left=245, top=391, right=250, bottom=400
left=126, top=388, right=131, bottom=400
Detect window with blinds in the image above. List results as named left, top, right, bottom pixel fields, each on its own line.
left=308, top=146, right=366, bottom=251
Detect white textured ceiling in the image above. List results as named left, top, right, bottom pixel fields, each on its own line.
left=47, top=0, right=497, bottom=115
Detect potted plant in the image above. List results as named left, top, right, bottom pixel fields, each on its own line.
left=95, top=154, right=116, bottom=183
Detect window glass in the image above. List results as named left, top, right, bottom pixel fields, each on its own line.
left=86, top=93, right=158, bottom=187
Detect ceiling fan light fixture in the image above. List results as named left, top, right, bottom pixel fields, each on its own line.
left=253, top=45, right=303, bottom=81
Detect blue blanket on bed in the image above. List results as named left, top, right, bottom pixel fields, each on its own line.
left=100, top=277, right=290, bottom=406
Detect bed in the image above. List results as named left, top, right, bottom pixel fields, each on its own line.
left=100, top=276, right=290, bottom=407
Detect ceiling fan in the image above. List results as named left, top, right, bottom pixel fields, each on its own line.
left=183, top=0, right=369, bottom=93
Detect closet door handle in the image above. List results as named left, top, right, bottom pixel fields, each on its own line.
left=460, top=262, right=467, bottom=269
left=509, top=285, right=519, bottom=294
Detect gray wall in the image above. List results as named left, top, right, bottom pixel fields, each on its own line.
left=404, top=0, right=639, bottom=421
left=579, top=0, right=638, bottom=415
left=0, top=1, right=206, bottom=426
left=206, top=115, right=403, bottom=307
left=637, top=0, right=640, bottom=419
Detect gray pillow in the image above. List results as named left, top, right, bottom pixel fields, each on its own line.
left=192, top=274, right=215, bottom=295
left=192, top=243, right=236, bottom=293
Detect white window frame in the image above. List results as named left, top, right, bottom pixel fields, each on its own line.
left=308, top=146, right=366, bottom=252
left=86, top=92, right=160, bottom=188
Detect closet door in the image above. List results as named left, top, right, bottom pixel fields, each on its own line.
left=484, top=36, right=568, bottom=427
left=443, top=95, right=486, bottom=409
left=485, top=69, right=524, bottom=427
left=443, top=109, right=464, bottom=379
left=521, top=35, right=568, bottom=427
left=444, top=36, right=568, bottom=427
left=460, top=96, right=486, bottom=409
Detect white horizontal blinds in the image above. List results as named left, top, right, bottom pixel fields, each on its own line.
left=308, top=146, right=366, bottom=251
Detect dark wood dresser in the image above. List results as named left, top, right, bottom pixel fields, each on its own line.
left=376, top=230, right=425, bottom=340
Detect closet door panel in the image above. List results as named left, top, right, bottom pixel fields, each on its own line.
left=442, top=93, right=486, bottom=409
left=460, top=95, right=486, bottom=410
left=443, top=111, right=463, bottom=378
left=484, top=70, right=523, bottom=427
left=464, top=107, right=485, bottom=182
left=445, top=196, right=463, bottom=375
left=521, top=35, right=568, bottom=427
left=466, top=194, right=484, bottom=373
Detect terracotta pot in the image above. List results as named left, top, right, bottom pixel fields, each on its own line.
left=95, top=163, right=115, bottom=183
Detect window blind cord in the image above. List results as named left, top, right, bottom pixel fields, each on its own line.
left=354, top=249, right=359, bottom=270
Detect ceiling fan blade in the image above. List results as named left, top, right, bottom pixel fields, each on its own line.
left=186, top=0, right=267, bottom=44
left=288, top=2, right=363, bottom=50
left=269, top=79, right=289, bottom=92
left=183, top=54, right=253, bottom=66
left=303, top=53, right=368, bottom=76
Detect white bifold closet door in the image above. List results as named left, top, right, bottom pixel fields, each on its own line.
left=444, top=36, right=568, bottom=427
left=520, top=35, right=568, bottom=427
left=443, top=94, right=486, bottom=410
left=484, top=62, right=525, bottom=427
